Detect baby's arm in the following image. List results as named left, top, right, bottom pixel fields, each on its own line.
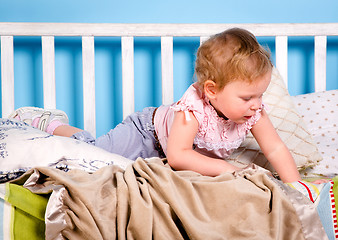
left=250, top=110, right=301, bottom=183
left=166, top=111, right=240, bottom=176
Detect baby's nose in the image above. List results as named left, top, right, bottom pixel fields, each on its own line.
left=250, top=99, right=261, bottom=110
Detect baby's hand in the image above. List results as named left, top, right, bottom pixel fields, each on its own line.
left=310, top=178, right=330, bottom=184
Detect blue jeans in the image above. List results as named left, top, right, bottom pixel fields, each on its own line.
left=71, top=107, right=163, bottom=160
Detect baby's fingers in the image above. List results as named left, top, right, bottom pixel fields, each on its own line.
left=311, top=179, right=330, bottom=184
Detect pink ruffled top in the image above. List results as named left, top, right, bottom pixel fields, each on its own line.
left=153, top=83, right=263, bottom=159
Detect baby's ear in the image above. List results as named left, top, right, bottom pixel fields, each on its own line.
left=204, top=80, right=217, bottom=99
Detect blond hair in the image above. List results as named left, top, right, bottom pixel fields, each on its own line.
left=195, top=28, right=272, bottom=91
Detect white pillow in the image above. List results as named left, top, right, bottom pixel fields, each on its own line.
left=291, top=90, right=338, bottom=177
left=228, top=67, right=323, bottom=174
left=0, top=118, right=133, bottom=182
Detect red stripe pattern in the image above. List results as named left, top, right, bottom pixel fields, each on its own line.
left=329, top=180, right=338, bottom=239
left=298, top=180, right=315, bottom=202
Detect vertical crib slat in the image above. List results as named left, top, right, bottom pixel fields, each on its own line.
left=161, top=36, right=174, bottom=105
left=121, top=36, right=134, bottom=119
left=314, top=36, right=327, bottom=92
left=1, top=36, right=14, bottom=118
left=42, top=36, right=56, bottom=109
left=275, top=36, right=288, bottom=87
left=82, top=36, right=96, bottom=137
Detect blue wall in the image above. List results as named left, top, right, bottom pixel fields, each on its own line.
left=1, top=0, right=338, bottom=137
left=1, top=0, right=338, bottom=24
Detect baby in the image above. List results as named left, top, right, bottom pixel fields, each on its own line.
left=10, top=28, right=304, bottom=183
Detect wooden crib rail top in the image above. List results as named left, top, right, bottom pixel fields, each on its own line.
left=1, top=22, right=338, bottom=37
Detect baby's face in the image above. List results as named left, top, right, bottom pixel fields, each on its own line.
left=209, top=70, right=271, bottom=124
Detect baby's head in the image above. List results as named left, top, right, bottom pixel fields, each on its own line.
left=195, top=28, right=273, bottom=92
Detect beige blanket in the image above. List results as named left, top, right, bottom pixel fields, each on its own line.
left=16, top=158, right=327, bottom=240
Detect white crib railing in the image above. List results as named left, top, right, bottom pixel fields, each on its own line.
left=1, top=23, right=338, bottom=136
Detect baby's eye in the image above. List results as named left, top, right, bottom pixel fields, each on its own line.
left=242, top=97, right=251, bottom=101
